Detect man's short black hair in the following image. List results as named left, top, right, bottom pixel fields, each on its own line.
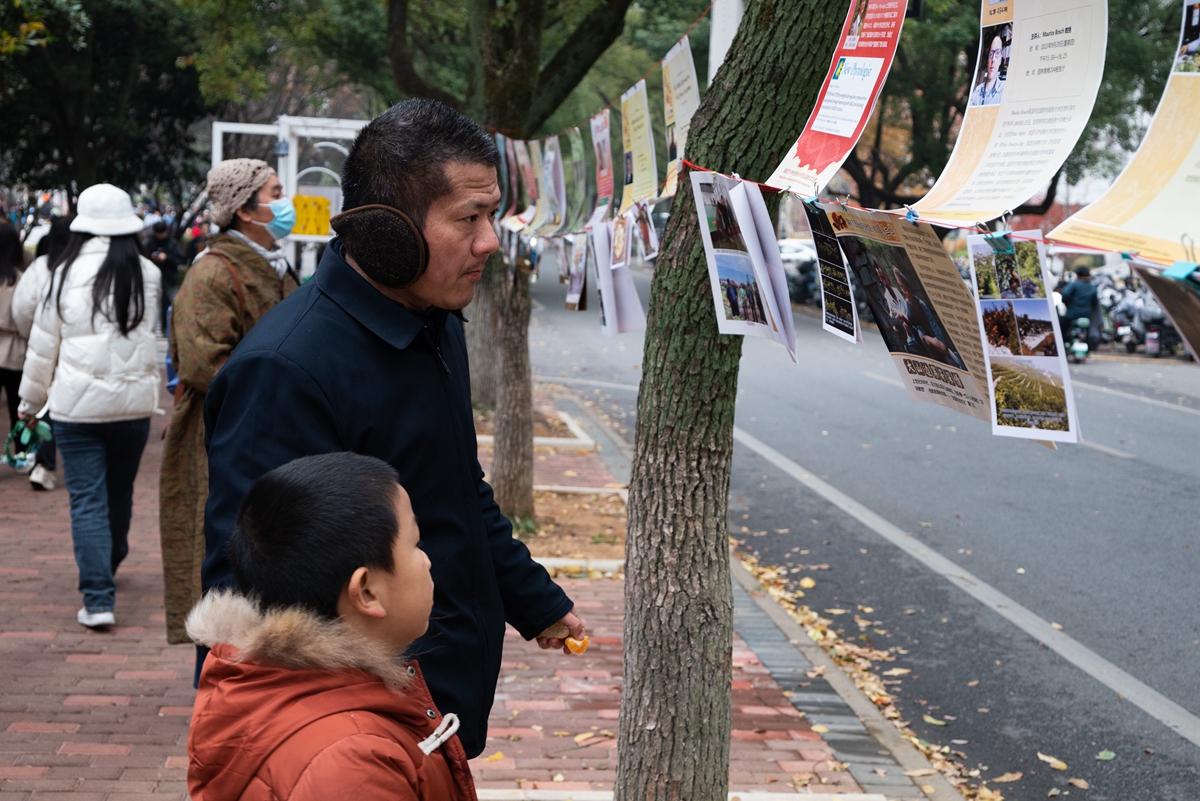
left=1075, top=266, right=1090, bottom=278
left=153, top=221, right=168, bottom=234
left=341, top=98, right=499, bottom=229
left=228, top=452, right=401, bottom=619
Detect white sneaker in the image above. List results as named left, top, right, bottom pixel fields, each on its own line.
left=29, top=465, right=55, bottom=491
left=77, top=608, right=115, bottom=628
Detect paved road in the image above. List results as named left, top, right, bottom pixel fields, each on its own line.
left=527, top=265, right=1200, bottom=800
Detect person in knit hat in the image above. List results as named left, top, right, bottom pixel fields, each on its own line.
left=159, top=158, right=300, bottom=644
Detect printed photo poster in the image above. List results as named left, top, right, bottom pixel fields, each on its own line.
left=914, top=0, right=1107, bottom=224
left=690, top=171, right=796, bottom=359
left=588, top=110, right=615, bottom=226
left=803, top=203, right=861, bottom=343
left=619, top=80, right=658, bottom=214
left=565, top=233, right=589, bottom=311
left=530, top=139, right=565, bottom=236
left=968, top=232, right=1080, bottom=442
left=1132, top=260, right=1200, bottom=358
left=588, top=222, right=644, bottom=334
left=766, top=0, right=904, bottom=194
left=1049, top=1, right=1200, bottom=264
left=632, top=201, right=659, bottom=262
left=611, top=210, right=632, bottom=269
left=503, top=140, right=538, bottom=233
left=561, top=127, right=590, bottom=233
left=494, top=134, right=512, bottom=223
left=661, top=36, right=702, bottom=198
left=554, top=237, right=569, bottom=283
left=819, top=203, right=990, bottom=421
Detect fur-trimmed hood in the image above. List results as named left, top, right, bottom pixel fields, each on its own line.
left=186, top=590, right=411, bottom=688
left=186, top=592, right=476, bottom=801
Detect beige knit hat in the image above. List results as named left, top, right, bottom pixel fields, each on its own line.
left=207, top=158, right=274, bottom=227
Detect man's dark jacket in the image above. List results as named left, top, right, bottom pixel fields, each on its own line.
left=201, top=241, right=573, bottom=757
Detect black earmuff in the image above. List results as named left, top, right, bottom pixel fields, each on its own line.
left=329, top=204, right=429, bottom=288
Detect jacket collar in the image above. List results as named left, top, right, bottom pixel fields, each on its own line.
left=187, top=590, right=413, bottom=688
left=207, top=233, right=285, bottom=287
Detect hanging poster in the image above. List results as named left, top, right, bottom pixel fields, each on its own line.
left=967, top=232, right=1080, bottom=441
left=1132, top=260, right=1200, bottom=358
left=589, top=222, right=644, bottom=335
left=503, top=140, right=538, bottom=232
left=661, top=36, right=702, bottom=198
left=588, top=111, right=615, bottom=226
left=525, top=140, right=552, bottom=233
left=766, top=0, right=904, bottom=195
left=632, top=201, right=659, bottom=262
left=495, top=134, right=511, bottom=224
left=611, top=210, right=632, bottom=269
left=803, top=203, right=861, bottom=343
left=534, top=137, right=566, bottom=236
left=691, top=172, right=796, bottom=359
left=554, top=237, right=569, bottom=283
left=565, top=233, right=589, bottom=311
left=619, top=80, right=658, bottom=214
left=561, top=128, right=590, bottom=233
left=913, top=0, right=1107, bottom=224
left=819, top=203, right=990, bottom=421
left=1049, top=1, right=1200, bottom=264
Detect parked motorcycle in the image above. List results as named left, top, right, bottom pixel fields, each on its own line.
left=1065, top=317, right=1091, bottom=363
left=1132, top=290, right=1184, bottom=357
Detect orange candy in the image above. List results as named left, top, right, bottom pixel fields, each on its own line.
left=564, top=636, right=590, bottom=655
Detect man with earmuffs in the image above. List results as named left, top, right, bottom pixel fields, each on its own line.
left=199, top=99, right=585, bottom=759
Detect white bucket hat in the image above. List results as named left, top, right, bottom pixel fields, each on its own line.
left=70, top=184, right=145, bottom=236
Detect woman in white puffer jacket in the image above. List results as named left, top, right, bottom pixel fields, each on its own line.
left=18, top=184, right=161, bottom=629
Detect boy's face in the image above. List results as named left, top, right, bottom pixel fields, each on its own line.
left=379, top=486, right=434, bottom=647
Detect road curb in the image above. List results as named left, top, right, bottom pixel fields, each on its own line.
left=730, top=558, right=963, bottom=801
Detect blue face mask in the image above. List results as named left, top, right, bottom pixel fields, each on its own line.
left=258, top=197, right=296, bottom=240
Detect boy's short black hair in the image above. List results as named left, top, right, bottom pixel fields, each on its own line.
left=340, top=98, right=499, bottom=230
left=229, top=452, right=401, bottom=619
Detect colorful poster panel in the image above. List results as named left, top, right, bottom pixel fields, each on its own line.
left=1132, top=260, right=1200, bottom=358
left=820, top=203, right=990, bottom=421
left=619, top=80, right=658, bottom=214
left=691, top=172, right=795, bottom=359
left=1049, top=1, right=1200, bottom=264
left=766, top=0, right=904, bottom=195
left=611, top=210, right=632, bottom=269
left=565, top=233, right=589, bottom=311
left=661, top=36, right=702, bottom=198
left=502, top=139, right=537, bottom=233
left=587, top=111, right=615, bottom=227
left=803, top=203, right=861, bottom=343
left=968, top=232, right=1080, bottom=442
left=914, top=0, right=1107, bottom=224
left=561, top=127, right=590, bottom=234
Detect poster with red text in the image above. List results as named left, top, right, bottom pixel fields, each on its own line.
left=766, top=0, right=904, bottom=194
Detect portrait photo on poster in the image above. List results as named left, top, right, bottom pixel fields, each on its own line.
left=565, top=233, right=588, bottom=311
left=970, top=23, right=1010, bottom=106
left=611, top=212, right=632, bottom=269
left=803, top=203, right=860, bottom=343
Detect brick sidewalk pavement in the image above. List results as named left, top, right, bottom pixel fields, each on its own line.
left=0, top=388, right=195, bottom=799
left=470, top=576, right=867, bottom=795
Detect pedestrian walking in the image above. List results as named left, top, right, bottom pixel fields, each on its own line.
left=16, top=184, right=162, bottom=628
left=201, top=100, right=582, bottom=758
left=10, top=217, right=73, bottom=489
left=0, top=222, right=28, bottom=433
left=159, top=159, right=299, bottom=644
left=148, top=221, right=183, bottom=333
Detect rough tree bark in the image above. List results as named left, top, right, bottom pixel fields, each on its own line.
left=465, top=254, right=500, bottom=410
left=615, top=2, right=846, bottom=799
left=490, top=260, right=535, bottom=519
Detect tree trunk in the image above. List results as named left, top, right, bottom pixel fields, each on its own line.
left=465, top=253, right=500, bottom=410
left=490, top=268, right=535, bottom=520
left=615, top=2, right=846, bottom=799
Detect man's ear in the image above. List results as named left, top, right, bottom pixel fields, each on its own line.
left=344, top=567, right=387, bottom=619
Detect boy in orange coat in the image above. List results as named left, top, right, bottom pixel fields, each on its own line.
left=186, top=452, right=476, bottom=801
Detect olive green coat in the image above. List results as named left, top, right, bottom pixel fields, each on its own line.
left=159, top=234, right=298, bottom=643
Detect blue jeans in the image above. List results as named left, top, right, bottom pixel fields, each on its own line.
left=55, top=419, right=151, bottom=613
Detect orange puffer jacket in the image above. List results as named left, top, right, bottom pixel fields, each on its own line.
left=186, top=592, right=477, bottom=801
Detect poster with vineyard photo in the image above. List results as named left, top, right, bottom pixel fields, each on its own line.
left=968, top=233, right=1080, bottom=442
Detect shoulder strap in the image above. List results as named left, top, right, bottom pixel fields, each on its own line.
left=204, top=251, right=246, bottom=321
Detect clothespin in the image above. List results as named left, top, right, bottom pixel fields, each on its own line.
left=1182, top=233, right=1197, bottom=264
left=837, top=194, right=850, bottom=210
left=1119, top=250, right=1139, bottom=260
left=903, top=205, right=919, bottom=226
left=977, top=220, right=1013, bottom=255
left=1163, top=260, right=1199, bottom=283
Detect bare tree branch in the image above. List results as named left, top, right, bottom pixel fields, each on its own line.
left=525, top=0, right=633, bottom=134
left=387, top=0, right=464, bottom=109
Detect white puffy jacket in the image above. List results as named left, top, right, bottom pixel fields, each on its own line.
left=18, top=237, right=162, bottom=423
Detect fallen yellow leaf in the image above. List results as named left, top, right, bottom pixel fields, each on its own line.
left=992, top=771, right=1023, bottom=782
left=573, top=732, right=595, bottom=743
left=811, top=725, right=829, bottom=733
left=968, top=680, right=980, bottom=687
left=552, top=773, right=565, bottom=782
left=882, top=668, right=911, bottom=677
left=920, top=786, right=936, bottom=794
left=1068, top=778, right=1090, bottom=789
left=1051, top=622, right=1064, bottom=630
left=806, top=666, right=826, bottom=679
left=799, top=577, right=816, bottom=589
left=1047, top=788, right=1061, bottom=797
left=977, top=786, right=1005, bottom=801
left=902, top=768, right=937, bottom=777
left=825, top=608, right=849, bottom=615
left=923, top=714, right=947, bottom=726
left=483, top=751, right=505, bottom=762
left=1037, top=751, right=1068, bottom=770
